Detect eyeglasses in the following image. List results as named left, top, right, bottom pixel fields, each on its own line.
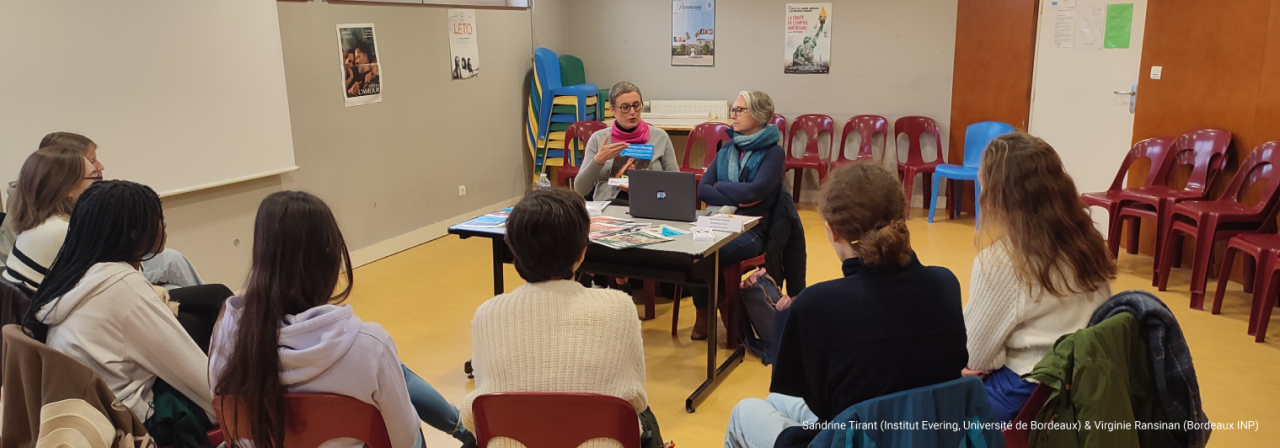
left=614, top=102, right=643, bottom=113
left=730, top=107, right=750, bottom=117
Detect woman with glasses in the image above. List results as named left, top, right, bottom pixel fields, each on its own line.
left=690, top=91, right=787, bottom=340
left=3, top=146, right=101, bottom=293
left=573, top=81, right=681, bottom=204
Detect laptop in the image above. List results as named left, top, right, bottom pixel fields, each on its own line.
left=628, top=170, right=698, bottom=222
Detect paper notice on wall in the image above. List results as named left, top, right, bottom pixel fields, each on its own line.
left=1104, top=3, right=1134, bottom=49
left=448, top=9, right=480, bottom=80
left=1054, top=9, right=1076, bottom=48
left=1076, top=3, right=1106, bottom=50
left=783, top=3, right=832, bottom=74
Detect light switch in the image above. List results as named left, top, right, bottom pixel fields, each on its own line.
left=1151, top=66, right=1163, bottom=80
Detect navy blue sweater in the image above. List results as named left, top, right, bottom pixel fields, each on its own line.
left=697, top=145, right=786, bottom=228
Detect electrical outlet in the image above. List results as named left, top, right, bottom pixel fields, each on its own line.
left=458, top=185, right=466, bottom=197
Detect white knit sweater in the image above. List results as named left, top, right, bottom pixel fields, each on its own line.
left=964, top=240, right=1111, bottom=375
left=462, top=280, right=648, bottom=447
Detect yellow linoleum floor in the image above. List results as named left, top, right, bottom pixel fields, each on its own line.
left=351, top=206, right=1280, bottom=447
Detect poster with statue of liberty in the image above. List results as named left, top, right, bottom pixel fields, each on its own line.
left=783, top=3, right=831, bottom=74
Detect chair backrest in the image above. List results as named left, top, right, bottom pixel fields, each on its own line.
left=770, top=114, right=788, bottom=143
left=1224, top=141, right=1280, bottom=213
left=1102, top=137, right=1175, bottom=192
left=215, top=394, right=393, bottom=448
left=962, top=121, right=1016, bottom=168
left=787, top=114, right=835, bottom=162
left=558, top=54, right=587, bottom=87
left=684, top=122, right=732, bottom=172
left=564, top=120, right=607, bottom=167
left=838, top=115, right=889, bottom=164
left=1154, top=129, right=1234, bottom=196
left=472, top=393, right=641, bottom=448
left=533, top=48, right=562, bottom=94
left=893, top=116, right=945, bottom=165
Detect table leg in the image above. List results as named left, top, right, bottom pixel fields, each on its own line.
left=492, top=238, right=505, bottom=296
left=685, top=251, right=745, bottom=413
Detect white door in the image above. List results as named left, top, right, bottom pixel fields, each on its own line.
left=1028, top=0, right=1148, bottom=234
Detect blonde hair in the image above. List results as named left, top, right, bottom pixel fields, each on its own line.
left=737, top=90, right=775, bottom=126
left=978, top=132, right=1116, bottom=297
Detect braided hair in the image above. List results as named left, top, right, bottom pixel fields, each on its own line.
left=23, top=180, right=166, bottom=342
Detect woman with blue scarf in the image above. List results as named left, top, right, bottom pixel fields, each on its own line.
left=690, top=90, right=787, bottom=340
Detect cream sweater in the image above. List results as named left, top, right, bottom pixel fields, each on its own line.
left=964, top=240, right=1111, bottom=375
left=462, top=280, right=647, bottom=447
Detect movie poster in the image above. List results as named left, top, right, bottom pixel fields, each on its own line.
left=448, top=9, right=481, bottom=80
left=337, top=24, right=382, bottom=107
left=672, top=1, right=715, bottom=66
left=783, top=4, right=831, bottom=74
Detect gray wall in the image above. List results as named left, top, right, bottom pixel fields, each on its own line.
left=532, top=0, right=572, bottom=53
left=162, top=1, right=531, bottom=286
left=563, top=0, right=958, bottom=195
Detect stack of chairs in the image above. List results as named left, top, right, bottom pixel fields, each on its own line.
left=527, top=48, right=599, bottom=175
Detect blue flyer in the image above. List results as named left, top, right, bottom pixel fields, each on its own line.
left=621, top=144, right=655, bottom=160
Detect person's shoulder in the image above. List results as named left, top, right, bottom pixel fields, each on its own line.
left=589, top=127, right=611, bottom=141
left=27, top=215, right=70, bottom=235
left=790, top=277, right=853, bottom=312
left=649, top=126, right=672, bottom=140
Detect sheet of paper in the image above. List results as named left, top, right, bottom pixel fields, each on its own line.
left=691, top=227, right=715, bottom=242
left=1076, top=3, right=1106, bottom=50
left=1054, top=9, right=1076, bottom=48
left=1104, top=3, right=1134, bottom=49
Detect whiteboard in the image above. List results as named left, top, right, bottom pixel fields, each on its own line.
left=0, top=0, right=296, bottom=197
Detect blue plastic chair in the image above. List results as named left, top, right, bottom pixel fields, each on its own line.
left=928, top=121, right=1015, bottom=226
left=533, top=48, right=598, bottom=141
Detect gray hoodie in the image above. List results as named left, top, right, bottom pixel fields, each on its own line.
left=208, top=297, right=420, bottom=448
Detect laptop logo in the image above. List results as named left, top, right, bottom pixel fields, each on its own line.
left=656, top=191, right=667, bottom=200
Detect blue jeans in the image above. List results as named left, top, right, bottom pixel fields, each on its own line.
left=984, top=367, right=1038, bottom=423
left=725, top=394, right=817, bottom=448
left=143, top=248, right=205, bottom=289
left=401, top=364, right=477, bottom=447
left=693, top=228, right=765, bottom=309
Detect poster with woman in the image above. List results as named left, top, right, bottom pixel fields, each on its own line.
left=337, top=24, right=382, bottom=107
left=783, top=3, right=832, bottom=74
left=449, top=9, right=481, bottom=80
left=672, top=1, right=715, bottom=66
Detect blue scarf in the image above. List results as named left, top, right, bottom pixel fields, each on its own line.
left=716, top=124, right=781, bottom=183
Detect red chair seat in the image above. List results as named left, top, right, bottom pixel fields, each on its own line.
left=1216, top=233, right=1280, bottom=342
left=1119, top=185, right=1206, bottom=203
left=215, top=394, right=393, bottom=448
left=472, top=393, right=641, bottom=448
left=558, top=120, right=608, bottom=188
left=894, top=116, right=946, bottom=218
left=785, top=114, right=835, bottom=203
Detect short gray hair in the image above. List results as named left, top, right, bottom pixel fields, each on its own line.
left=738, top=90, right=775, bottom=126
left=609, top=81, right=642, bottom=106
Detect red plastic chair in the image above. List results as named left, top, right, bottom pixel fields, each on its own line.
left=1002, top=384, right=1051, bottom=448
left=833, top=115, right=889, bottom=170
left=770, top=113, right=787, bottom=139
left=894, top=116, right=945, bottom=219
left=655, top=253, right=766, bottom=350
left=680, top=122, right=731, bottom=181
left=1081, top=137, right=1175, bottom=257
left=472, top=393, right=641, bottom=448
left=1245, top=250, right=1280, bottom=342
left=1213, top=233, right=1280, bottom=340
left=557, top=120, right=607, bottom=188
left=1157, top=141, right=1280, bottom=309
left=1116, top=129, right=1233, bottom=283
left=784, top=114, right=835, bottom=203
left=214, top=394, right=392, bottom=448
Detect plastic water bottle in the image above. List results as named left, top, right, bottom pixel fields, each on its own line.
left=536, top=173, right=552, bottom=190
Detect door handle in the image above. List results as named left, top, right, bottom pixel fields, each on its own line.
left=1113, top=90, right=1135, bottom=95
left=1116, top=82, right=1138, bottom=114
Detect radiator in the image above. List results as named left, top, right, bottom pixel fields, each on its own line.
left=646, top=100, right=730, bottom=120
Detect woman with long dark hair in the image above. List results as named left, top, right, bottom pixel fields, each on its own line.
left=963, top=133, right=1117, bottom=422
left=23, top=180, right=215, bottom=446
left=209, top=191, right=474, bottom=448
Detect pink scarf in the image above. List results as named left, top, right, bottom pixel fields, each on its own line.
left=610, top=120, right=651, bottom=144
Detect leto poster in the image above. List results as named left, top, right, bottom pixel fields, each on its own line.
left=449, top=9, right=481, bottom=80
left=783, top=4, right=831, bottom=74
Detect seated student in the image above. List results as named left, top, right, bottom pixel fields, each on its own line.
left=690, top=90, right=786, bottom=340
left=963, top=132, right=1115, bottom=423
left=3, top=146, right=99, bottom=293
left=573, top=81, right=680, bottom=205
left=462, top=188, right=664, bottom=448
left=210, top=191, right=475, bottom=448
left=725, top=164, right=968, bottom=448
left=23, top=181, right=215, bottom=447
left=2, top=131, right=204, bottom=288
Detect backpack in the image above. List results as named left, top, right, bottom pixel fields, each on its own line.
left=739, top=272, right=784, bottom=365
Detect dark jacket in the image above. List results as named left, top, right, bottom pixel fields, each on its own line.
left=764, top=189, right=806, bottom=296
left=1, top=324, right=155, bottom=448
left=1088, top=290, right=1210, bottom=448
left=1025, top=313, right=1146, bottom=448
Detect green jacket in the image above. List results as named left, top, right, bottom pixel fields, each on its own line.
left=1025, top=313, right=1158, bottom=448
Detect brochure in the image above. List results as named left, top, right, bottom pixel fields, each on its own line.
left=593, top=229, right=674, bottom=250
left=585, top=201, right=610, bottom=217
